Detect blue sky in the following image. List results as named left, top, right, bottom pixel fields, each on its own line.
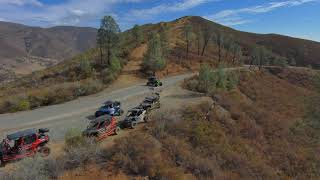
left=0, top=0, right=319, bottom=41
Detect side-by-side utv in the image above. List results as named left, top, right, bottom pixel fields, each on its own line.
left=146, top=76, right=163, bottom=87
left=0, top=128, right=50, bottom=167
left=82, top=115, right=120, bottom=141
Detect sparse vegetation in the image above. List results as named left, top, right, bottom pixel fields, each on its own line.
left=183, top=24, right=193, bottom=60
left=3, top=69, right=319, bottom=179
left=0, top=15, right=138, bottom=113
left=131, top=24, right=143, bottom=47
left=184, top=64, right=239, bottom=94
left=142, top=33, right=166, bottom=74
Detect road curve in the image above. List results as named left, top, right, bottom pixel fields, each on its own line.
left=0, top=73, right=194, bottom=141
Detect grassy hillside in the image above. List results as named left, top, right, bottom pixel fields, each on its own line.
left=137, top=16, right=320, bottom=70
left=184, top=16, right=320, bottom=67
left=1, top=16, right=319, bottom=113
left=3, top=67, right=319, bottom=179
left=0, top=21, right=97, bottom=81
left=0, top=28, right=136, bottom=113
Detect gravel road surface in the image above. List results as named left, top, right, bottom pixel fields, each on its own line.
left=0, top=73, right=194, bottom=141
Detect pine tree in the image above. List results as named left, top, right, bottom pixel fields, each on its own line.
left=97, top=16, right=120, bottom=66
left=159, top=25, right=169, bottom=57
left=143, top=33, right=166, bottom=73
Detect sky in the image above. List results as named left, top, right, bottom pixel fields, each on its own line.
left=0, top=0, right=319, bottom=42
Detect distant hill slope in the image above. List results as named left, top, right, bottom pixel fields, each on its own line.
left=136, top=16, right=320, bottom=69
left=0, top=21, right=97, bottom=76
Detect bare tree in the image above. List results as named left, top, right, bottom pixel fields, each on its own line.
left=223, top=36, right=233, bottom=62
left=196, top=31, right=202, bottom=56
left=97, top=29, right=105, bottom=64
left=231, top=44, right=242, bottom=64
left=183, top=24, right=193, bottom=60
left=214, top=31, right=224, bottom=63
left=201, top=26, right=212, bottom=56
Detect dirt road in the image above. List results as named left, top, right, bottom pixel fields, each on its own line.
left=0, top=73, right=195, bottom=142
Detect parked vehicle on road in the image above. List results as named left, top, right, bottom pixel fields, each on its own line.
left=95, top=101, right=124, bottom=118
left=0, top=128, right=50, bottom=167
left=139, top=94, right=161, bottom=111
left=82, top=115, right=120, bottom=141
left=121, top=108, right=148, bottom=129
left=146, top=76, right=163, bottom=87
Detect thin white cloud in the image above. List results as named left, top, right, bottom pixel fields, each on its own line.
left=205, top=0, right=318, bottom=26
left=0, top=0, right=144, bottom=27
left=0, top=0, right=43, bottom=6
left=129, top=0, right=216, bottom=19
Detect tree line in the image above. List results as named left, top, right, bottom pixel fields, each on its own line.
left=183, top=25, right=243, bottom=65
left=95, top=16, right=296, bottom=77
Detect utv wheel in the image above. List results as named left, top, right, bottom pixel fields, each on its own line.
left=114, top=126, right=120, bottom=135
left=144, top=116, right=148, bottom=123
left=159, top=82, right=163, bottom=86
left=39, top=147, right=51, bottom=157
left=130, top=121, right=137, bottom=129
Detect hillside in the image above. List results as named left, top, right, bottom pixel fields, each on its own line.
left=0, top=16, right=320, bottom=113
left=2, top=67, right=319, bottom=179
left=139, top=16, right=320, bottom=70
left=0, top=21, right=97, bottom=81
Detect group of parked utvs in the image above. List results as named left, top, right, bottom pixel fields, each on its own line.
left=0, top=77, right=162, bottom=167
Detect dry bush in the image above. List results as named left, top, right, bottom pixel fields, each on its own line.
left=109, top=132, right=189, bottom=179
left=0, top=79, right=104, bottom=113
left=111, top=133, right=163, bottom=177
left=63, top=142, right=101, bottom=170
left=0, top=156, right=63, bottom=180
left=64, top=128, right=87, bottom=149
left=0, top=94, right=30, bottom=113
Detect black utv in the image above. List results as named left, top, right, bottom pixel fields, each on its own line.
left=146, top=76, right=163, bottom=87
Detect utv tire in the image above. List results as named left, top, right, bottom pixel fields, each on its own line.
left=130, top=121, right=137, bottom=129
left=159, top=82, right=163, bottom=86
left=114, top=127, right=120, bottom=135
left=39, top=147, right=51, bottom=157
left=144, top=116, right=149, bottom=123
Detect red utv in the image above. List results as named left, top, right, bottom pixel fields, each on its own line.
left=82, top=115, right=120, bottom=141
left=0, top=128, right=50, bottom=167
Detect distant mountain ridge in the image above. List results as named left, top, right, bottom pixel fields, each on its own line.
left=0, top=21, right=97, bottom=78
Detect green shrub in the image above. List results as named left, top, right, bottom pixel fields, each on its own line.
left=199, top=64, right=216, bottom=93
left=226, top=72, right=239, bottom=91
left=101, top=68, right=116, bottom=84
left=185, top=64, right=238, bottom=94
left=143, top=33, right=166, bottom=73
left=216, top=65, right=227, bottom=89
left=64, top=128, right=86, bottom=149
left=15, top=99, right=31, bottom=111
left=79, top=58, right=93, bottom=78
left=110, top=55, right=122, bottom=73
left=0, top=96, right=31, bottom=113
left=77, top=80, right=104, bottom=96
